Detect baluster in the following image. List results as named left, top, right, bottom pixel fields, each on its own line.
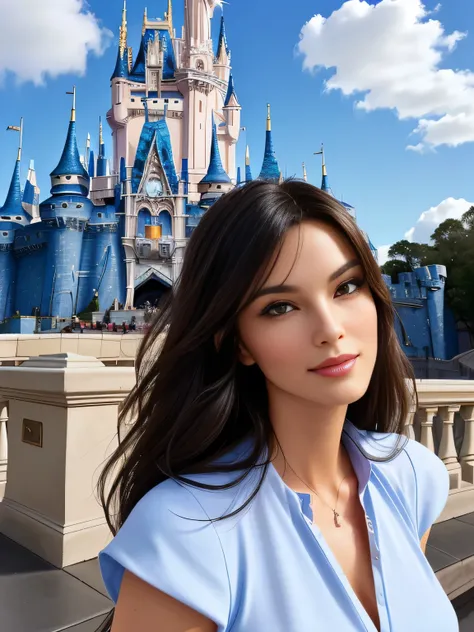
left=0, top=400, right=8, bottom=500
left=418, top=407, right=437, bottom=452
left=460, top=405, right=474, bottom=485
left=438, top=405, right=462, bottom=490
left=402, top=402, right=417, bottom=441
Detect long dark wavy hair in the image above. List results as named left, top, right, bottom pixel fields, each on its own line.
left=97, top=179, right=415, bottom=629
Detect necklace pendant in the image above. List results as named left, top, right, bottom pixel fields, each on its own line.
left=333, top=510, right=341, bottom=528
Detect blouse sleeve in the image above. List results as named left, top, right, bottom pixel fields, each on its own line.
left=98, top=480, right=231, bottom=629
left=405, top=439, right=450, bottom=539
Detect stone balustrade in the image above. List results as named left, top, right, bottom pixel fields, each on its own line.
left=408, top=380, right=474, bottom=488
left=0, top=367, right=474, bottom=565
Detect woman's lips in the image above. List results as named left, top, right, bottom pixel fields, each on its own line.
left=309, top=355, right=359, bottom=377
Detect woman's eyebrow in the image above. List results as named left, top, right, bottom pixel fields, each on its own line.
left=253, top=284, right=299, bottom=299
left=328, top=258, right=361, bottom=282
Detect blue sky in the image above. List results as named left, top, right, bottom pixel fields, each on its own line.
left=0, top=0, right=473, bottom=260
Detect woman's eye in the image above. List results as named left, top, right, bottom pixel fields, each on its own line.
left=335, top=279, right=363, bottom=298
left=263, top=303, right=294, bottom=317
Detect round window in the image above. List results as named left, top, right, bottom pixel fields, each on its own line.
left=62, top=203, right=68, bottom=209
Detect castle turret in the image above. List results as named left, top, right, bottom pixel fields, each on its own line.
left=258, top=104, right=280, bottom=182
left=199, top=113, right=233, bottom=205
left=97, top=117, right=107, bottom=177
left=39, top=88, right=93, bottom=318
left=302, top=162, right=308, bottom=182
left=214, top=15, right=231, bottom=82
left=0, top=134, right=27, bottom=321
left=245, top=145, right=253, bottom=182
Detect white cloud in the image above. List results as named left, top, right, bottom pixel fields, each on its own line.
left=0, top=0, right=112, bottom=85
left=298, top=0, right=474, bottom=150
left=376, top=245, right=391, bottom=266
left=404, top=197, right=474, bottom=242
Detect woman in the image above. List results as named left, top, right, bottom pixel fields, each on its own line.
left=97, top=180, right=457, bottom=631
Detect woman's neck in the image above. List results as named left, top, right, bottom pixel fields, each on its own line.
left=267, top=384, right=354, bottom=496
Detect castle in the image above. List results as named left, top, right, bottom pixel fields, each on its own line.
left=0, top=0, right=456, bottom=360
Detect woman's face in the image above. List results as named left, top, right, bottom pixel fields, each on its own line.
left=237, top=220, right=378, bottom=409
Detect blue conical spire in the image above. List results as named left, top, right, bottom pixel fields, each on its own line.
left=237, top=166, right=242, bottom=185
left=245, top=145, right=253, bottom=182
left=111, top=0, right=129, bottom=79
left=258, top=104, right=280, bottom=182
left=2, top=159, right=23, bottom=215
left=88, top=149, right=96, bottom=178
left=50, top=89, right=88, bottom=179
left=111, top=46, right=129, bottom=80
left=215, top=15, right=230, bottom=61
left=224, top=72, right=238, bottom=106
left=200, top=114, right=231, bottom=184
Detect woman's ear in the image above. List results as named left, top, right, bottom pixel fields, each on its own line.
left=238, top=339, right=256, bottom=366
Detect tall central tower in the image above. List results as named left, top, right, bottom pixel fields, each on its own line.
left=184, top=0, right=215, bottom=48
left=179, top=0, right=227, bottom=193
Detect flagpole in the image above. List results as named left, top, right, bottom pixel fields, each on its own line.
left=18, top=117, right=23, bottom=161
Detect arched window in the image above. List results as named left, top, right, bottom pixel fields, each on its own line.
left=137, top=208, right=152, bottom=237
left=158, top=210, right=172, bottom=237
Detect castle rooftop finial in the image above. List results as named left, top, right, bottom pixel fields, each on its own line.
left=66, top=86, right=76, bottom=122
left=302, top=162, right=307, bottom=182
left=142, top=7, right=147, bottom=36
left=120, top=0, right=128, bottom=56
left=266, top=103, right=271, bottom=132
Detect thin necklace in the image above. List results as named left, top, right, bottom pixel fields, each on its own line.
left=285, top=461, right=349, bottom=528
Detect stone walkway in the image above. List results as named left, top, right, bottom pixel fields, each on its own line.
left=2, top=514, right=474, bottom=631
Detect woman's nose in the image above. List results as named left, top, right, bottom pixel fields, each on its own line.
left=311, top=306, right=345, bottom=347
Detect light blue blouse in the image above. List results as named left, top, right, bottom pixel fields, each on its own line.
left=99, top=421, right=458, bottom=631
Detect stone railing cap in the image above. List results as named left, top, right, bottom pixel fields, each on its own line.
left=20, top=353, right=105, bottom=370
